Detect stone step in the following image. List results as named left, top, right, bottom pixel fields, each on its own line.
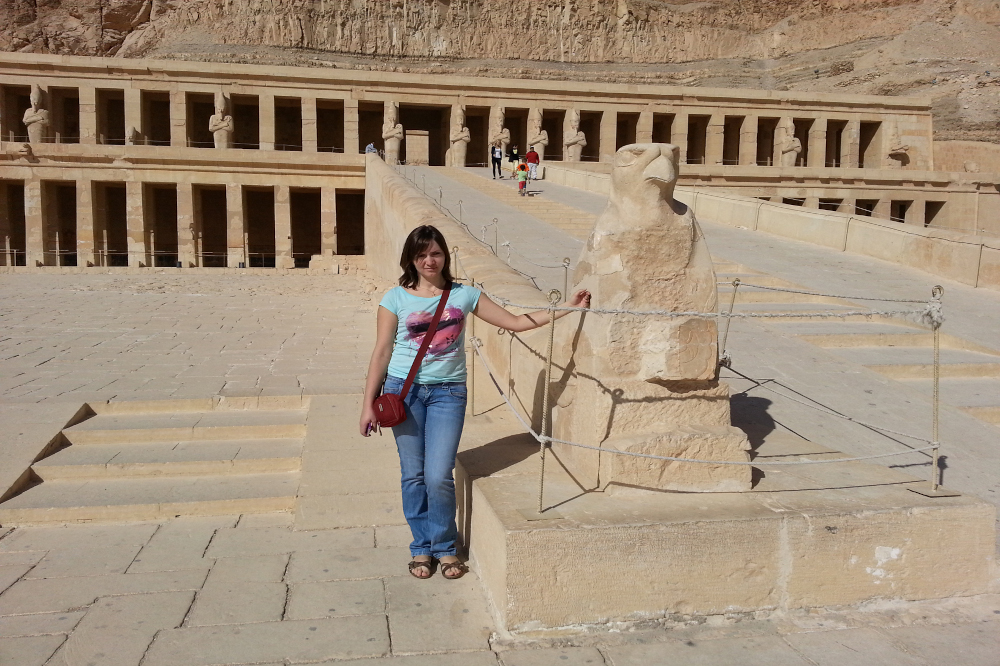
left=866, top=362, right=1000, bottom=380
left=963, top=406, right=1000, bottom=425
left=63, top=410, right=307, bottom=445
left=32, top=438, right=303, bottom=480
left=800, top=332, right=999, bottom=354
left=0, top=472, right=299, bottom=525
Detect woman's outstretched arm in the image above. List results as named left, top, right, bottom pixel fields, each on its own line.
left=473, top=289, right=591, bottom=333
left=359, top=306, right=398, bottom=436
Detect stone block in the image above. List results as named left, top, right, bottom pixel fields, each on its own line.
left=0, top=635, right=65, bottom=666
left=499, top=647, right=606, bottom=665
left=47, top=591, right=193, bottom=666
left=376, top=525, right=413, bottom=549
left=142, top=616, right=390, bottom=665
left=0, top=611, right=84, bottom=638
left=205, top=526, right=373, bottom=557
left=286, top=547, right=409, bottom=582
left=0, top=564, right=32, bottom=591
left=299, top=467, right=400, bottom=496
left=605, top=635, right=812, bottom=665
left=881, top=620, right=1000, bottom=664
left=28, top=545, right=143, bottom=579
left=385, top=575, right=495, bottom=654
left=207, top=554, right=289, bottom=583
left=295, top=492, right=405, bottom=530
left=0, top=523, right=158, bottom=553
left=186, top=580, right=286, bottom=626
left=285, top=579, right=385, bottom=619
left=324, top=654, right=499, bottom=666
left=783, top=627, right=922, bottom=666
left=128, top=515, right=236, bottom=574
left=235, top=512, right=294, bottom=528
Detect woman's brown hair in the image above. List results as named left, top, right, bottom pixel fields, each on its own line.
left=398, top=225, right=454, bottom=288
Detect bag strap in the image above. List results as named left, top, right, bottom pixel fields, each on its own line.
left=400, top=282, right=452, bottom=399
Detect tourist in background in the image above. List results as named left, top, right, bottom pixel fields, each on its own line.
left=491, top=142, right=504, bottom=178
left=507, top=144, right=519, bottom=176
left=516, top=159, right=530, bottom=196
left=359, top=225, right=590, bottom=580
left=525, top=145, right=540, bottom=180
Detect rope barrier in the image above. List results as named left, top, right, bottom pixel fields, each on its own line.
left=469, top=338, right=936, bottom=467
left=733, top=282, right=929, bottom=304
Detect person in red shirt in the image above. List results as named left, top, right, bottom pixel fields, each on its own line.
left=525, top=146, right=540, bottom=180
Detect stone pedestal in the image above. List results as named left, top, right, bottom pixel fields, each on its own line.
left=405, top=130, right=429, bottom=165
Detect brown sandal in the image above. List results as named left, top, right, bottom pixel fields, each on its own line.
left=408, top=559, right=434, bottom=579
left=439, top=560, right=469, bottom=580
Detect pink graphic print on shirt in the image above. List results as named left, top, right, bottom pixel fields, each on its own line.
left=405, top=306, right=464, bottom=355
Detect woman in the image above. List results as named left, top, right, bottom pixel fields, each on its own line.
left=490, top=141, right=504, bottom=179
left=359, top=225, right=590, bottom=580
left=507, top=144, right=520, bottom=176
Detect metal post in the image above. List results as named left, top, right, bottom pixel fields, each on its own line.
left=469, top=274, right=476, bottom=416
left=930, top=285, right=943, bottom=492
left=55, top=231, right=61, bottom=267
left=149, top=229, right=155, bottom=268
left=197, top=231, right=203, bottom=268
left=538, top=288, right=562, bottom=513
left=243, top=231, right=249, bottom=268
left=4, top=236, right=10, bottom=267
left=458, top=200, right=463, bottom=225
left=493, top=218, right=499, bottom=254
left=438, top=187, right=443, bottom=205
left=562, top=258, right=571, bottom=299
left=102, top=228, right=108, bottom=267
left=719, top=277, right=741, bottom=367
left=422, top=174, right=426, bottom=194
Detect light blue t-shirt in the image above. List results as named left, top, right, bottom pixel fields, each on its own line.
left=379, top=283, right=481, bottom=384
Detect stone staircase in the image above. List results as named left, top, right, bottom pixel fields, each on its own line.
left=0, top=397, right=307, bottom=525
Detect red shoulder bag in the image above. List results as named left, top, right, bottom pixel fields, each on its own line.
left=373, top=282, right=452, bottom=429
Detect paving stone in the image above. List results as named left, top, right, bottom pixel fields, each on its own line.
left=0, top=523, right=158, bottom=553
left=326, top=653, right=499, bottom=666
left=500, top=647, right=606, bottom=665
left=27, top=545, right=143, bottom=579
left=205, top=525, right=373, bottom=557
left=0, top=611, right=84, bottom=638
left=376, top=524, right=414, bottom=549
left=236, top=512, right=294, bottom=528
left=783, top=628, right=922, bottom=665
left=0, top=564, right=32, bottom=592
left=0, top=570, right=208, bottom=615
left=127, top=516, right=235, bottom=574
left=0, top=551, right=45, bottom=568
left=0, top=634, right=65, bottom=666
left=386, top=574, right=495, bottom=654
left=143, top=615, right=390, bottom=665
left=605, top=636, right=813, bottom=665
left=298, top=466, right=400, bottom=496
left=286, top=579, right=385, bottom=619
left=295, top=492, right=406, bottom=530
left=286, top=547, right=410, bottom=582
left=206, top=554, right=289, bottom=583
left=186, top=580, right=286, bottom=626
left=881, top=620, right=1000, bottom=665
left=47, top=591, right=193, bottom=666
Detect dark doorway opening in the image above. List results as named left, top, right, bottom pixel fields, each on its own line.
left=616, top=112, right=639, bottom=150
left=756, top=118, right=779, bottom=166
left=466, top=106, right=490, bottom=167
left=3, top=182, right=27, bottom=266
left=858, top=121, right=881, bottom=169
left=358, top=101, right=384, bottom=155
left=826, top=120, right=847, bottom=167
left=504, top=108, right=529, bottom=157
left=652, top=113, right=673, bottom=144
left=195, top=186, right=228, bottom=267
left=793, top=119, right=813, bottom=167
left=317, top=99, right=345, bottom=153
left=245, top=188, right=276, bottom=267
left=291, top=189, right=322, bottom=268
left=232, top=95, right=260, bottom=149
left=723, top=116, right=744, bottom=165
left=43, top=183, right=78, bottom=266
left=541, top=110, right=565, bottom=161
left=579, top=111, right=602, bottom=162
left=924, top=201, right=945, bottom=227
left=855, top=199, right=878, bottom=217
left=96, top=183, right=128, bottom=266
left=781, top=198, right=805, bottom=207
left=818, top=198, right=844, bottom=212
left=187, top=93, right=215, bottom=148
left=2, top=86, right=31, bottom=142
left=146, top=185, right=178, bottom=267
left=142, top=91, right=171, bottom=146
left=687, top=115, right=710, bottom=165
left=97, top=89, right=126, bottom=146
left=50, top=88, right=80, bottom=144
left=399, top=104, right=450, bottom=166
left=336, top=190, right=365, bottom=255
left=890, top=200, right=911, bottom=224
left=275, top=98, right=303, bottom=151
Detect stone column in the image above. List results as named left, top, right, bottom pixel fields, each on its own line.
left=321, top=186, right=337, bottom=255
left=842, top=198, right=857, bottom=215
left=177, top=183, right=196, bottom=267
left=24, top=179, right=43, bottom=267
left=807, top=118, right=827, bottom=168
left=673, top=112, right=689, bottom=164
left=843, top=120, right=860, bottom=168
left=302, top=96, right=318, bottom=152
left=274, top=185, right=294, bottom=269
left=79, top=86, right=98, bottom=145
left=599, top=111, right=617, bottom=162
left=804, top=196, right=820, bottom=209
left=873, top=199, right=891, bottom=220
left=260, top=93, right=276, bottom=151
left=125, top=88, right=142, bottom=144
left=170, top=90, right=186, bottom=147
left=344, top=99, right=359, bottom=154
left=125, top=180, right=145, bottom=267
left=773, top=117, right=790, bottom=167
left=0, top=184, right=8, bottom=266
left=739, top=115, right=757, bottom=166
left=636, top=111, right=653, bottom=144
left=706, top=113, right=725, bottom=165
left=908, top=199, right=926, bottom=227
left=226, top=183, right=245, bottom=268
left=77, top=179, right=96, bottom=267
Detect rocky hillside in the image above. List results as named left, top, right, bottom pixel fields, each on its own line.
left=2, top=0, right=999, bottom=142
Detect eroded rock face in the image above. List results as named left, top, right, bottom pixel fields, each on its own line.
left=549, top=143, right=751, bottom=493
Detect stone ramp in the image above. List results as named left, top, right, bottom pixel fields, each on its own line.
left=0, top=398, right=307, bottom=525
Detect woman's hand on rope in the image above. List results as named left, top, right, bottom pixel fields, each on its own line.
left=566, top=289, right=591, bottom=309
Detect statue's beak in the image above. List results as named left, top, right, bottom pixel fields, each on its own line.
left=642, top=154, right=675, bottom=184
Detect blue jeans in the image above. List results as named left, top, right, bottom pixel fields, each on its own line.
left=382, top=375, right=467, bottom=558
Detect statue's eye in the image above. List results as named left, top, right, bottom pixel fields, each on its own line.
left=615, top=147, right=643, bottom=168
